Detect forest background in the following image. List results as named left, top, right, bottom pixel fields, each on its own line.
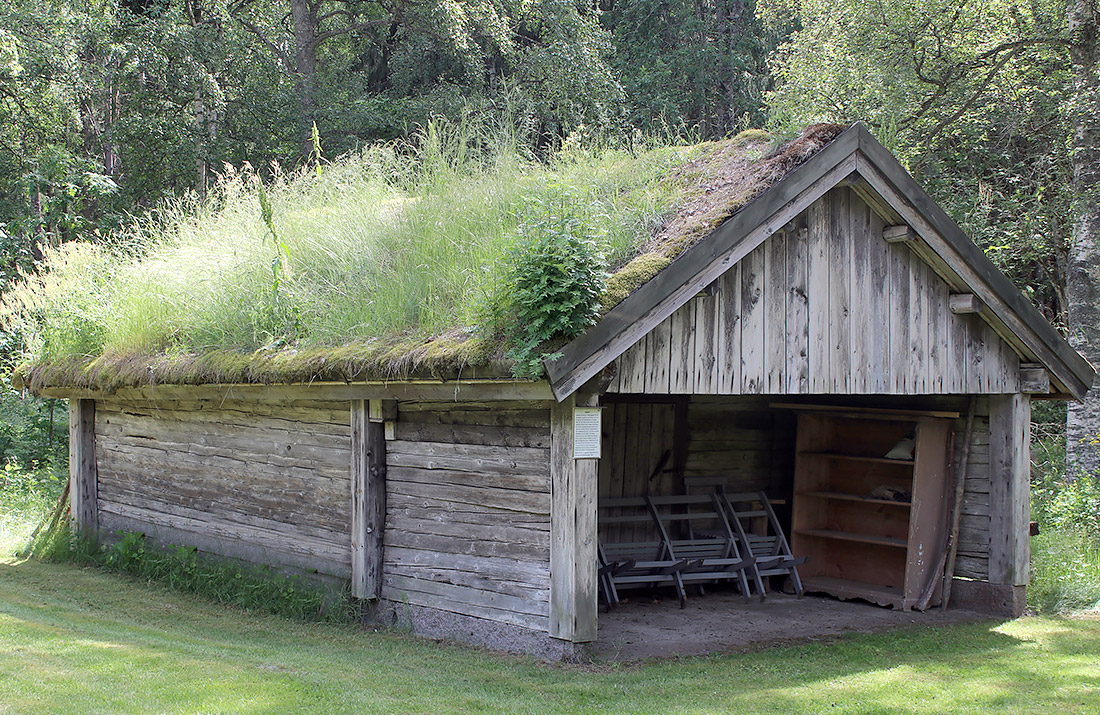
left=0, top=0, right=1097, bottom=610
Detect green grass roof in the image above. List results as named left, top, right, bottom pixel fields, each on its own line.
left=5, top=123, right=847, bottom=393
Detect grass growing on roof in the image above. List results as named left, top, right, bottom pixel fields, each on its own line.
left=4, top=121, right=846, bottom=390
left=3, top=118, right=699, bottom=388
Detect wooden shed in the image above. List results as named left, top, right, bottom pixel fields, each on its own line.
left=48, top=124, right=1092, bottom=660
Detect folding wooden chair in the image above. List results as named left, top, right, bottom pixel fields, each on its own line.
left=598, top=497, right=696, bottom=608
left=718, top=490, right=806, bottom=598
left=644, top=494, right=757, bottom=606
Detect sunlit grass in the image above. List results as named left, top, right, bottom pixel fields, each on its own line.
left=1029, top=528, right=1100, bottom=614
left=2, top=557, right=1099, bottom=714
left=2, top=118, right=697, bottom=376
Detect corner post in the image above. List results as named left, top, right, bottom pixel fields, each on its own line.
left=549, top=392, right=599, bottom=643
left=351, top=399, right=389, bottom=599
left=988, top=393, right=1031, bottom=589
left=68, top=399, right=97, bottom=536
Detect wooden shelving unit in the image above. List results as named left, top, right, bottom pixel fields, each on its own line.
left=788, top=408, right=951, bottom=610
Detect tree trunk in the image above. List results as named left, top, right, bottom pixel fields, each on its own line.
left=290, top=0, right=320, bottom=160
left=1066, top=0, right=1100, bottom=475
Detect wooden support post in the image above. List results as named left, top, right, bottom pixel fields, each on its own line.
left=68, top=399, right=97, bottom=536
left=1019, top=364, right=1051, bottom=394
left=549, top=393, right=599, bottom=643
left=351, top=399, right=387, bottom=599
left=988, top=393, right=1031, bottom=586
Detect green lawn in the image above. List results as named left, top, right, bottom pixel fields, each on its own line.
left=1, top=557, right=1099, bottom=714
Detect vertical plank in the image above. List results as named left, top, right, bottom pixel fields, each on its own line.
left=669, top=304, right=695, bottom=393
left=988, top=393, right=1031, bottom=586
left=948, top=302, right=969, bottom=394
left=645, top=317, right=672, bottom=393
left=967, top=316, right=988, bottom=393
left=926, top=261, right=947, bottom=393
left=848, top=195, right=872, bottom=393
left=621, top=337, right=647, bottom=393
left=765, top=232, right=787, bottom=393
left=350, top=399, right=386, bottom=599
left=807, top=197, right=830, bottom=393
left=786, top=227, right=810, bottom=394
left=740, top=244, right=766, bottom=393
left=828, top=188, right=851, bottom=393
left=909, top=254, right=928, bottom=393
left=550, top=393, right=597, bottom=642
left=719, top=263, right=742, bottom=394
left=693, top=293, right=718, bottom=394
left=69, top=399, right=97, bottom=536
left=888, top=242, right=910, bottom=394
left=867, top=208, right=890, bottom=392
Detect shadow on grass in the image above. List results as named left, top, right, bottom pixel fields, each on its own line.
left=1, top=558, right=1097, bottom=715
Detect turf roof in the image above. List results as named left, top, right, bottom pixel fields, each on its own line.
left=13, top=123, right=849, bottom=394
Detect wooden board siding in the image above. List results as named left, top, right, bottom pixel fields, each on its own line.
left=383, top=401, right=553, bottom=631
left=95, top=398, right=353, bottom=577
left=610, top=187, right=1021, bottom=396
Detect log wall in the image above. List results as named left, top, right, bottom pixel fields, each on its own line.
left=609, top=187, right=1021, bottom=396
left=382, top=400, right=553, bottom=632
left=95, top=398, right=353, bottom=577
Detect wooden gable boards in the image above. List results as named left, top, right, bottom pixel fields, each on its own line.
left=545, top=124, right=1093, bottom=400
left=607, top=186, right=1020, bottom=395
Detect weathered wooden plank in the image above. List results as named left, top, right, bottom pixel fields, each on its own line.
left=387, top=438, right=549, bottom=465
left=1020, top=364, right=1051, bottom=393
left=382, top=574, right=548, bottom=628
left=786, top=227, right=810, bottom=393
left=927, top=260, right=948, bottom=393
left=848, top=196, right=871, bottom=393
left=988, top=393, right=1030, bottom=586
left=98, top=499, right=350, bottom=565
left=385, top=513, right=550, bottom=548
left=97, top=488, right=348, bottom=553
left=548, top=395, right=597, bottom=643
left=389, top=407, right=550, bottom=429
left=954, top=555, right=989, bottom=580
left=828, top=188, right=851, bottom=393
left=806, top=197, right=830, bottom=393
left=765, top=231, right=787, bottom=393
left=887, top=240, right=911, bottom=394
left=70, top=399, right=97, bottom=535
left=383, top=545, right=549, bottom=583
left=394, top=421, right=551, bottom=449
left=719, top=262, right=742, bottom=394
left=669, top=303, right=695, bottom=393
left=387, top=493, right=550, bottom=527
left=644, top=317, right=673, bottom=393
left=387, top=479, right=550, bottom=515
left=908, top=253, right=929, bottom=392
left=692, top=293, right=718, bottom=393
left=351, top=400, right=386, bottom=599
left=949, top=293, right=983, bottom=314
left=384, top=563, right=549, bottom=601
left=740, top=244, right=766, bottom=393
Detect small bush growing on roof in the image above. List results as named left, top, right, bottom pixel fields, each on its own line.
left=503, top=199, right=605, bottom=378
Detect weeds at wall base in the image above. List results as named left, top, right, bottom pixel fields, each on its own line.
left=29, top=527, right=357, bottom=625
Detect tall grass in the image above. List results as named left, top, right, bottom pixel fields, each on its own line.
left=0, top=461, right=65, bottom=555
left=2, top=117, right=695, bottom=372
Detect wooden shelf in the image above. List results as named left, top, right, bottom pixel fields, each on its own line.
left=798, top=490, right=911, bottom=507
left=798, top=451, right=914, bottom=466
left=795, top=528, right=907, bottom=548
left=801, top=576, right=904, bottom=608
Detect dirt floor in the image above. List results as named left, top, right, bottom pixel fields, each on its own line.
left=594, top=589, right=987, bottom=661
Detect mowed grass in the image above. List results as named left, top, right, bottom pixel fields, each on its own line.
left=1, top=557, right=1099, bottom=714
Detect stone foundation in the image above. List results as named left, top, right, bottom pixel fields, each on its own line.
left=949, top=579, right=1026, bottom=617
left=367, top=600, right=592, bottom=662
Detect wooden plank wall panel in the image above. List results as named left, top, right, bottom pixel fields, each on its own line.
left=955, top=412, right=992, bottom=580
left=383, top=401, right=553, bottom=631
left=611, top=187, right=1023, bottom=396
left=683, top=397, right=795, bottom=494
left=94, top=399, right=352, bottom=577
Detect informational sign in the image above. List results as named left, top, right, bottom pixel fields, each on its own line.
left=572, top=407, right=602, bottom=459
